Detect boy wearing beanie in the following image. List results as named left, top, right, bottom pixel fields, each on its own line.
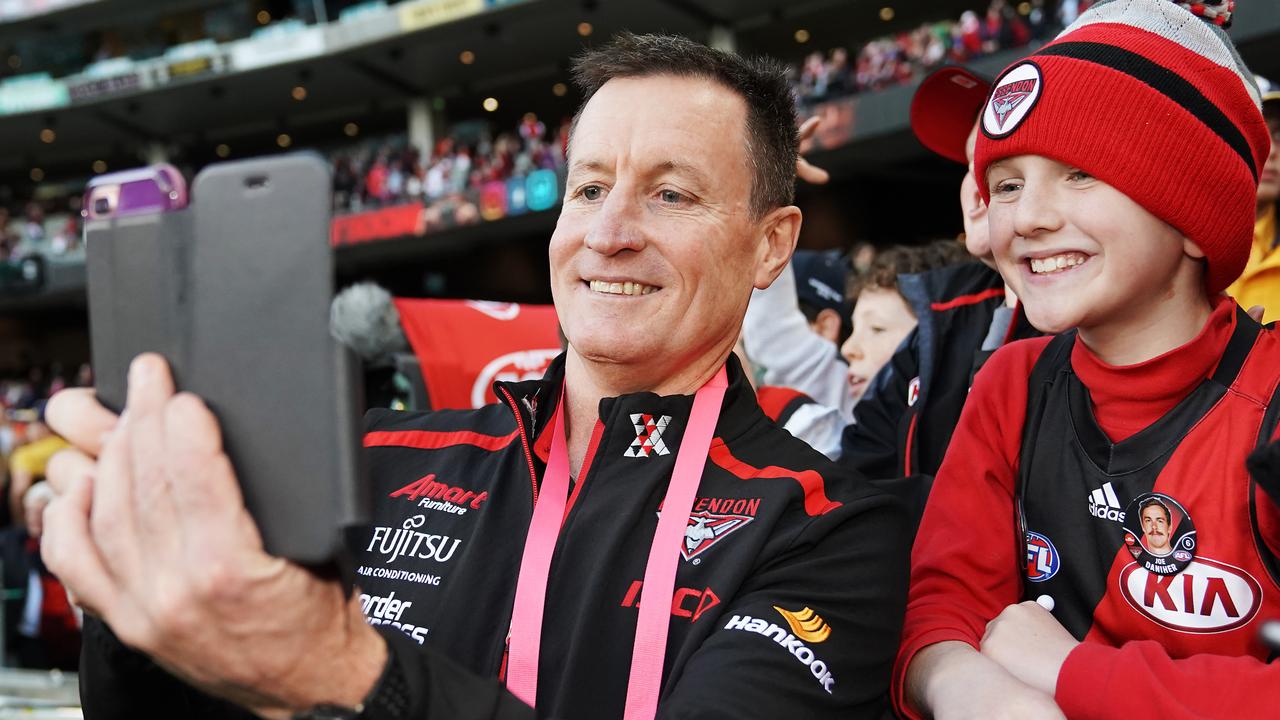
left=895, top=1, right=1279, bottom=717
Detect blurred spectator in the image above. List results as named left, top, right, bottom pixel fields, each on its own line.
left=1227, top=77, right=1280, bottom=323
left=839, top=241, right=970, bottom=403
left=6, top=403, right=68, bottom=530
left=0, top=383, right=81, bottom=671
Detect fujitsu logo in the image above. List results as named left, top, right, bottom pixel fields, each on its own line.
left=389, top=474, right=488, bottom=516
left=366, top=515, right=463, bottom=565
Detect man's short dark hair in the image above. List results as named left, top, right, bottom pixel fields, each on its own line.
left=570, top=32, right=798, bottom=217
left=1140, top=498, right=1171, bottom=523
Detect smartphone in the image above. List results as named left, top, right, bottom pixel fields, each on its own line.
left=84, top=165, right=191, bottom=411
left=84, top=155, right=366, bottom=565
left=84, top=163, right=187, bottom=221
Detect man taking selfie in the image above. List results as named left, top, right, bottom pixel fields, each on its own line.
left=39, top=33, right=909, bottom=720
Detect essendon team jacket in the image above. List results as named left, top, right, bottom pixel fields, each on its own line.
left=78, top=354, right=909, bottom=719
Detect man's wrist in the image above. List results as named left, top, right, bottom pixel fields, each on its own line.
left=286, top=597, right=389, bottom=715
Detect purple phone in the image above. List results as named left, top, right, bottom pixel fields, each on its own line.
left=83, top=163, right=188, bottom=219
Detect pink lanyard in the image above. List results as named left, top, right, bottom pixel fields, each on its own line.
left=506, top=366, right=728, bottom=719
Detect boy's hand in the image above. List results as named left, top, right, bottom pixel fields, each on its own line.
left=980, top=601, right=1079, bottom=696
left=1247, top=305, right=1265, bottom=323
left=40, top=354, right=385, bottom=715
left=796, top=116, right=831, bottom=185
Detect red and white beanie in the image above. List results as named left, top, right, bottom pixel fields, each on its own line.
left=974, top=0, right=1271, bottom=293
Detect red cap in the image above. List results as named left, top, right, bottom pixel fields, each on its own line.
left=910, top=66, right=993, bottom=165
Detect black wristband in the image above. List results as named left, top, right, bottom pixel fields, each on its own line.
left=359, top=633, right=411, bottom=720
left=294, top=631, right=406, bottom=720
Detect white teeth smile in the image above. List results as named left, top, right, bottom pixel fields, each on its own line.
left=588, top=279, right=658, bottom=296
left=1029, top=253, right=1088, bottom=275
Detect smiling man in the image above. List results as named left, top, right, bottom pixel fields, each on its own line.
left=39, top=33, right=908, bottom=720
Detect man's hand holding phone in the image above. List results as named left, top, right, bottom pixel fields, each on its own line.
left=41, top=354, right=385, bottom=716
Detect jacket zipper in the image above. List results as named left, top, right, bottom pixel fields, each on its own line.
left=499, top=386, right=540, bottom=505
left=496, top=385, right=540, bottom=683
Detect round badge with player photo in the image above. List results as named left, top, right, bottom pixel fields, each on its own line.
left=1121, top=492, right=1196, bottom=576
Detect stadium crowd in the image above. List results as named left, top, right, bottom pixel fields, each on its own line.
left=330, top=113, right=569, bottom=213
left=791, top=0, right=1092, bottom=108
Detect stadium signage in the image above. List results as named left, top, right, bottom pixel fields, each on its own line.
left=0, top=73, right=69, bottom=114
left=398, top=0, right=484, bottom=33
left=230, top=23, right=327, bottom=71
left=330, top=202, right=425, bottom=246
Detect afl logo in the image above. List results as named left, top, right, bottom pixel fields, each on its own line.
left=982, top=61, right=1043, bottom=139
left=1025, top=531, right=1060, bottom=583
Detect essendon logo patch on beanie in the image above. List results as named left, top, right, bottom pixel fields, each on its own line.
left=983, top=61, right=1044, bottom=138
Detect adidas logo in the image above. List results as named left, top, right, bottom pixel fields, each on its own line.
left=1088, top=482, right=1125, bottom=522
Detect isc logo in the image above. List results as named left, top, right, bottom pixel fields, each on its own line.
left=1119, top=557, right=1262, bottom=633
left=1025, top=531, right=1060, bottom=583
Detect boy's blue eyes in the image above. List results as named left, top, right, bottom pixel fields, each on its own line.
left=991, top=169, right=1091, bottom=195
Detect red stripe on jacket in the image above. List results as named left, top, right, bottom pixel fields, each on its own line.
left=364, top=428, right=520, bottom=451
left=929, top=287, right=1005, bottom=313
left=709, top=439, right=842, bottom=516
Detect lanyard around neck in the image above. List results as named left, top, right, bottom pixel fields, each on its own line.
left=505, top=366, right=729, bottom=719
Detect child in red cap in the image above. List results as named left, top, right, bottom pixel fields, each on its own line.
left=895, top=0, right=1278, bottom=717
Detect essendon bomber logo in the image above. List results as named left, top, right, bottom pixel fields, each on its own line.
left=389, top=473, right=488, bottom=516
left=659, top=497, right=760, bottom=563
left=983, top=62, right=1043, bottom=137
left=990, top=80, right=1035, bottom=128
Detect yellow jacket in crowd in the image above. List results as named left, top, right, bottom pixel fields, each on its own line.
left=1229, top=204, right=1280, bottom=323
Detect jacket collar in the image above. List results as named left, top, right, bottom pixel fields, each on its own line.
left=495, top=352, right=763, bottom=465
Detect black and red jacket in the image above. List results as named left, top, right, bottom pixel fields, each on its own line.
left=79, top=354, right=909, bottom=719
left=840, top=261, right=1036, bottom=520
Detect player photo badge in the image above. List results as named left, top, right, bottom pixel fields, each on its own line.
left=982, top=61, right=1043, bottom=139
left=1121, top=492, right=1196, bottom=576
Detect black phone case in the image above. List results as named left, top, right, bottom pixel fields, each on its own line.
left=85, top=154, right=367, bottom=565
